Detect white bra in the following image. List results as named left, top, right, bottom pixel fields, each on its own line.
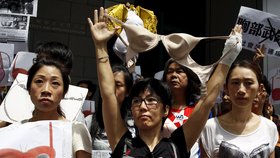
left=106, top=14, right=239, bottom=84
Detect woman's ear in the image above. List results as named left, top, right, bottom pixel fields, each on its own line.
left=163, top=105, right=170, bottom=117
left=259, top=83, right=265, bottom=93
left=223, top=84, right=229, bottom=96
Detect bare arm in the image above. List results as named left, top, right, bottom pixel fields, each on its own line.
left=76, top=151, right=91, bottom=158
left=0, top=121, right=9, bottom=128
left=88, top=7, right=127, bottom=151
left=269, top=150, right=275, bottom=158
left=182, top=25, right=243, bottom=150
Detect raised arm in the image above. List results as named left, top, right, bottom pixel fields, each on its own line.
left=88, top=7, right=127, bottom=150
left=182, top=24, right=243, bottom=150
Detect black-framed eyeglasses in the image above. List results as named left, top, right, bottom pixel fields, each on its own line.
left=131, top=96, right=160, bottom=110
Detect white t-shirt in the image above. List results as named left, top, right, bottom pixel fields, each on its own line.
left=21, top=120, right=92, bottom=157
left=72, top=121, right=92, bottom=157
left=200, top=116, right=278, bottom=157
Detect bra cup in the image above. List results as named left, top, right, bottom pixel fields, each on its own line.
left=176, top=55, right=216, bottom=85
left=162, top=33, right=215, bottom=84
left=113, top=10, right=144, bottom=61
left=161, top=33, right=202, bottom=60
left=126, top=10, right=144, bottom=26
left=124, top=23, right=160, bottom=62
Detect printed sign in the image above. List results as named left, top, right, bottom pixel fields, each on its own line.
left=0, top=43, right=14, bottom=86
left=0, top=121, right=72, bottom=157
left=237, top=6, right=280, bottom=57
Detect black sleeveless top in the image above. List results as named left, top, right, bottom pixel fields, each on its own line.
left=111, top=126, right=190, bottom=158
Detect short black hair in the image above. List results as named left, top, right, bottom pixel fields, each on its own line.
left=129, top=78, right=172, bottom=128
left=34, top=41, right=73, bottom=75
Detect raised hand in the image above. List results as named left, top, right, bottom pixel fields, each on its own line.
left=87, top=7, right=118, bottom=46
left=253, top=45, right=265, bottom=64
left=219, top=24, right=243, bottom=66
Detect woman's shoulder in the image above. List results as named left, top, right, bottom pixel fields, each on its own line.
left=260, top=115, right=278, bottom=128
left=72, top=121, right=88, bottom=131
left=203, top=117, right=225, bottom=134
left=71, top=121, right=92, bottom=142
left=205, top=117, right=217, bottom=126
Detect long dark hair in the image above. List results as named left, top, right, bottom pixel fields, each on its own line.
left=90, top=63, right=133, bottom=138
left=35, top=41, right=73, bottom=75
left=162, top=58, right=201, bottom=106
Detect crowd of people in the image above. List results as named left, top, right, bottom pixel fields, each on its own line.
left=0, top=5, right=279, bottom=158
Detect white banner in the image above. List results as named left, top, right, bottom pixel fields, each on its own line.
left=0, top=0, right=38, bottom=17
left=81, top=100, right=95, bottom=117
left=0, top=120, right=72, bottom=157
left=0, top=43, right=14, bottom=86
left=0, top=13, right=30, bottom=42
left=237, top=6, right=280, bottom=58
left=268, top=67, right=280, bottom=105
left=8, top=51, right=37, bottom=83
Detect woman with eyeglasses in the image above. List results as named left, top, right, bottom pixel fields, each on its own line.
left=88, top=7, right=242, bottom=158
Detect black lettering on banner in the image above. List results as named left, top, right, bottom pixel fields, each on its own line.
left=248, top=42, right=254, bottom=49
left=259, top=19, right=280, bottom=47
left=262, top=26, right=274, bottom=40
left=237, top=18, right=251, bottom=33
left=275, top=51, right=280, bottom=57
left=248, top=22, right=263, bottom=37
left=267, top=48, right=274, bottom=55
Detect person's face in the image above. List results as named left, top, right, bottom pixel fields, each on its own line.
left=131, top=89, right=169, bottom=130
left=29, top=65, right=64, bottom=113
left=114, top=71, right=127, bottom=105
left=165, top=62, right=188, bottom=92
left=225, top=67, right=259, bottom=108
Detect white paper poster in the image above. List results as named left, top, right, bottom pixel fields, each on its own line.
left=0, top=0, right=38, bottom=17
left=0, top=120, right=72, bottom=157
left=237, top=6, right=280, bottom=57
left=81, top=100, right=95, bottom=117
left=8, top=51, right=37, bottom=82
left=0, top=13, right=30, bottom=42
left=0, top=43, right=14, bottom=86
left=268, top=67, right=280, bottom=105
